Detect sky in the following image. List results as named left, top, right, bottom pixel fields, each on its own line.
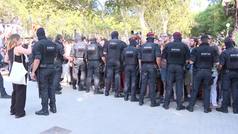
left=98, top=0, right=210, bottom=13
left=190, top=0, right=210, bottom=12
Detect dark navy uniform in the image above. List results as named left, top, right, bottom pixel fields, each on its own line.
left=103, top=37, right=126, bottom=97
left=86, top=39, right=103, bottom=94
left=138, top=40, right=161, bottom=106
left=34, top=38, right=58, bottom=115
left=70, top=41, right=87, bottom=91
left=162, top=33, right=190, bottom=110
left=187, top=42, right=218, bottom=113
left=122, top=42, right=139, bottom=101
left=217, top=39, right=238, bottom=114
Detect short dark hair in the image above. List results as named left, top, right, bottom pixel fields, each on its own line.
left=55, top=34, right=63, bottom=42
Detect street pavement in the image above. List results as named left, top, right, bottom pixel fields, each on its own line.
left=0, top=76, right=238, bottom=134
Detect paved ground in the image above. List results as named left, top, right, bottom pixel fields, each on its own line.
left=1, top=76, right=238, bottom=134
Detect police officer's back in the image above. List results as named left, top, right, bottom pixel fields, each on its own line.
left=103, top=31, right=126, bottom=97
left=122, top=37, right=139, bottom=101
left=70, top=35, right=87, bottom=90
left=162, top=32, right=190, bottom=110
left=85, top=37, right=103, bottom=94
left=216, top=38, right=238, bottom=114
left=138, top=32, right=161, bottom=107
left=186, top=35, right=218, bottom=113
left=31, top=28, right=58, bottom=115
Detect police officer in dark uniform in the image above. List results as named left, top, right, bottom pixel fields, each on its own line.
left=54, top=34, right=65, bottom=95
left=186, top=35, right=219, bottom=113
left=31, top=28, right=58, bottom=115
left=70, top=35, right=87, bottom=91
left=122, top=36, right=139, bottom=102
left=162, top=32, right=190, bottom=110
left=138, top=32, right=161, bottom=107
left=216, top=38, right=238, bottom=114
left=85, top=37, right=103, bottom=94
left=103, top=31, right=126, bottom=97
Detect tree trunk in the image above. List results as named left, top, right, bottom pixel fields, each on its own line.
left=235, top=0, right=238, bottom=31
left=138, top=6, right=148, bottom=35
left=160, top=11, right=169, bottom=34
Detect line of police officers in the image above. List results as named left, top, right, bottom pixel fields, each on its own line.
left=30, top=28, right=238, bottom=116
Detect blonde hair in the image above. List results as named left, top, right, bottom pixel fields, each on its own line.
left=7, top=34, right=21, bottom=51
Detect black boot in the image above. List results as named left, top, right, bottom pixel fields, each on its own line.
left=0, top=93, right=11, bottom=99
left=35, top=109, right=49, bottom=116
left=139, top=99, right=144, bottom=106
left=186, top=106, right=194, bottom=112
left=78, top=85, right=84, bottom=91
left=204, top=108, right=212, bottom=113
left=216, top=107, right=228, bottom=113
left=50, top=105, right=57, bottom=113
left=105, top=90, right=109, bottom=96
left=162, top=104, right=169, bottom=110
left=86, top=88, right=90, bottom=93
left=124, top=94, right=129, bottom=101
left=72, top=85, right=76, bottom=90
left=115, top=92, right=124, bottom=98
left=233, top=108, right=238, bottom=114
left=150, top=101, right=160, bottom=107
left=130, top=96, right=139, bottom=102
left=176, top=105, right=186, bottom=111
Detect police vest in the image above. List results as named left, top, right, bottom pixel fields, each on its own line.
left=226, top=48, right=238, bottom=69
left=124, top=47, right=137, bottom=65
left=167, top=42, right=185, bottom=65
left=75, top=43, right=86, bottom=58
left=41, top=40, right=57, bottom=64
left=107, top=39, right=121, bottom=65
left=141, top=43, right=155, bottom=63
left=196, top=47, right=214, bottom=69
left=87, top=43, right=100, bottom=60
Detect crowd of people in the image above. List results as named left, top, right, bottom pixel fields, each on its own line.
left=0, top=27, right=238, bottom=119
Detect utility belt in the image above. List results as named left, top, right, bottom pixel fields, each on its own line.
left=167, top=63, right=184, bottom=66
left=125, top=64, right=137, bottom=66
left=141, top=61, right=155, bottom=64
left=224, top=69, right=238, bottom=73
left=87, top=59, right=100, bottom=61
left=196, top=68, right=211, bottom=71
left=39, top=64, right=56, bottom=69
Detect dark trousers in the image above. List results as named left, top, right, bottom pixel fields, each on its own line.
left=188, top=69, right=212, bottom=110
left=0, top=72, right=7, bottom=95
left=139, top=64, right=157, bottom=104
left=221, top=70, right=238, bottom=111
left=54, top=66, right=63, bottom=91
left=39, top=68, right=56, bottom=110
left=164, top=64, right=184, bottom=107
left=10, top=84, right=26, bottom=116
left=86, top=61, right=100, bottom=91
left=105, top=65, right=121, bottom=94
left=125, top=65, right=137, bottom=98
left=99, top=63, right=105, bottom=89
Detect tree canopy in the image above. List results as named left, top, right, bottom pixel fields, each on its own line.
left=0, top=0, right=236, bottom=38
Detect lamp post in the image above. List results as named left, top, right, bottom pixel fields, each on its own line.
left=222, top=0, right=236, bottom=27
left=223, top=0, right=238, bottom=43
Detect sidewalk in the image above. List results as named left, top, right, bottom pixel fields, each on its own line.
left=0, top=76, right=238, bottom=134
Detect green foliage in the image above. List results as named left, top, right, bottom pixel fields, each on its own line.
left=191, top=4, right=234, bottom=36
left=1, top=0, right=233, bottom=38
